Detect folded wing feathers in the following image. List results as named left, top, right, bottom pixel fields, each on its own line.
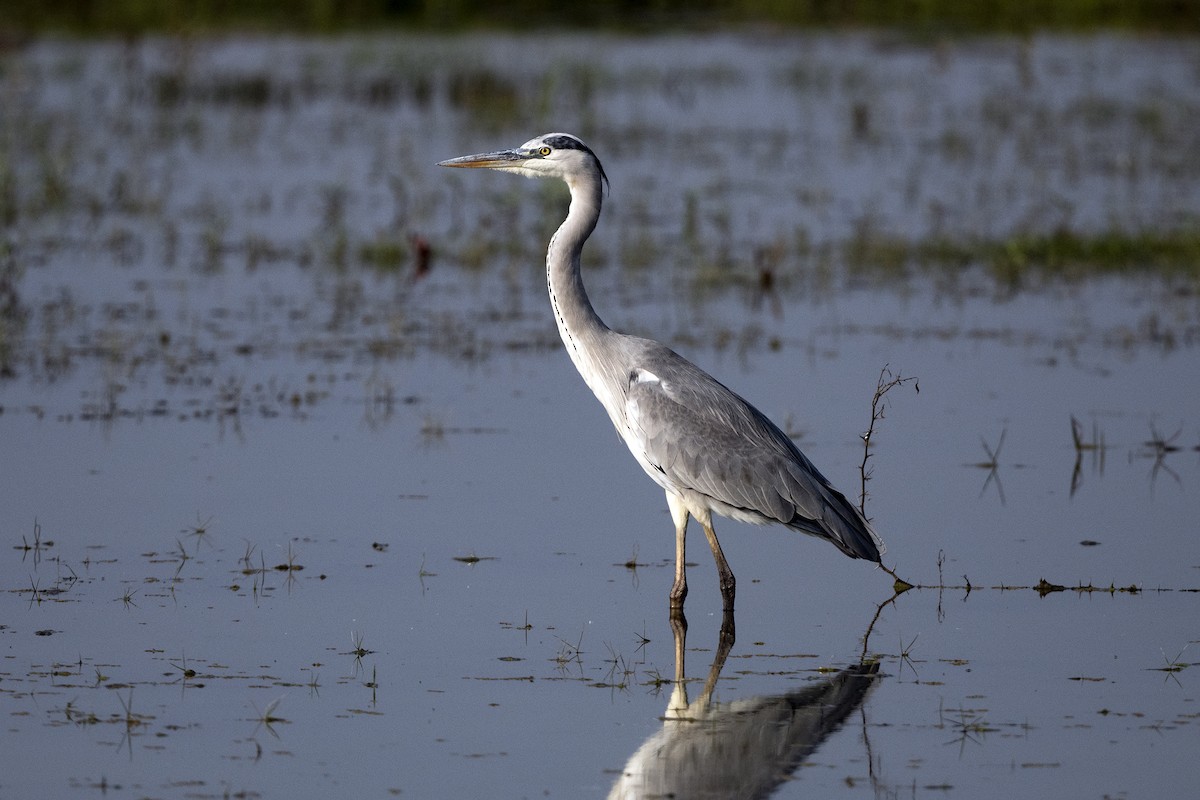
left=626, top=347, right=883, bottom=562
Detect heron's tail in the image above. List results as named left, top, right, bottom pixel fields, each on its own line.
left=787, top=482, right=885, bottom=562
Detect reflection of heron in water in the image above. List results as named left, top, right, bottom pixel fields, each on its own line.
left=607, top=612, right=879, bottom=799
left=440, top=133, right=887, bottom=611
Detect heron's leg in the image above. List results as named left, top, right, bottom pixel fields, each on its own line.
left=698, top=514, right=735, bottom=609
left=666, top=492, right=690, bottom=608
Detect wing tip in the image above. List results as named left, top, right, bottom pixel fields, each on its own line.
left=788, top=503, right=885, bottom=562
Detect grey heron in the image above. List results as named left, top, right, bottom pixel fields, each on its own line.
left=439, top=133, right=886, bottom=610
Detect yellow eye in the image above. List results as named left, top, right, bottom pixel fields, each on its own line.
left=538, top=146, right=552, bottom=156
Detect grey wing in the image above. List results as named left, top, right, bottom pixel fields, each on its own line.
left=625, top=350, right=883, bottom=561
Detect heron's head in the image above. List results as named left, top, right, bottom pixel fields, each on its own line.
left=438, top=133, right=608, bottom=192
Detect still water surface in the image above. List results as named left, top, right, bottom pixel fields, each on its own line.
left=2, top=32, right=1198, bottom=799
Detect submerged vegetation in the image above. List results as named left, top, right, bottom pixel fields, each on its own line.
left=845, top=227, right=1200, bottom=286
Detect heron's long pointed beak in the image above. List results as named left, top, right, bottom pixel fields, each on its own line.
left=437, top=149, right=528, bottom=169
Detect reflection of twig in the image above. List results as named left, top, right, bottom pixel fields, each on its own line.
left=860, top=588, right=906, bottom=660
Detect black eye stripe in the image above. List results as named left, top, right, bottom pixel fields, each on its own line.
left=541, top=134, right=586, bottom=152
left=537, top=135, right=608, bottom=189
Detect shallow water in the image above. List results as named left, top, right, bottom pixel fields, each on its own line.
left=2, top=32, right=1199, bottom=799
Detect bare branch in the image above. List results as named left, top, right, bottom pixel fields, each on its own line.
left=859, top=364, right=918, bottom=516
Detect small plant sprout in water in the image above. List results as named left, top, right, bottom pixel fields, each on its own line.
left=274, top=542, right=304, bottom=572
left=622, top=543, right=641, bottom=570
left=897, top=632, right=920, bottom=680
left=304, top=668, right=321, bottom=696
left=17, top=518, right=53, bottom=565
left=1070, top=415, right=1106, bottom=454
left=249, top=550, right=270, bottom=600
left=417, top=553, right=436, bottom=594
left=621, top=544, right=643, bottom=589
left=601, top=642, right=634, bottom=692
left=1070, top=415, right=1108, bottom=496
left=239, top=540, right=258, bottom=573
left=169, top=652, right=197, bottom=680
left=644, top=666, right=670, bottom=692
left=173, top=538, right=191, bottom=576
left=940, top=703, right=997, bottom=754
left=250, top=697, right=287, bottom=738
left=500, top=609, right=533, bottom=631
left=633, top=622, right=651, bottom=655
left=970, top=428, right=1007, bottom=504
left=342, top=631, right=374, bottom=680
left=181, top=514, right=215, bottom=552
left=117, top=687, right=138, bottom=721
left=348, top=630, right=373, bottom=661
left=1144, top=420, right=1183, bottom=457
left=118, top=586, right=138, bottom=608
left=420, top=413, right=446, bottom=443
left=1143, top=420, right=1185, bottom=488
left=92, top=664, right=109, bottom=686
left=1153, top=644, right=1190, bottom=686
left=553, top=628, right=585, bottom=673
left=56, top=561, right=79, bottom=590
left=499, top=610, right=534, bottom=645
left=115, top=688, right=153, bottom=758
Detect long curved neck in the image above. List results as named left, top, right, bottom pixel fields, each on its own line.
left=546, top=173, right=614, bottom=397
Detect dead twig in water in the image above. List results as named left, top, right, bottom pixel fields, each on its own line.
left=858, top=364, right=918, bottom=592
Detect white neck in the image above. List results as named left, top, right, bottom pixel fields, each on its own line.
left=545, top=173, right=616, bottom=402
